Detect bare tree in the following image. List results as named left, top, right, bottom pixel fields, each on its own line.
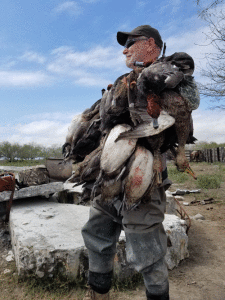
left=197, top=0, right=224, bottom=15
left=196, top=1, right=225, bottom=108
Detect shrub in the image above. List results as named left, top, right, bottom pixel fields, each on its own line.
left=196, top=174, right=222, bottom=189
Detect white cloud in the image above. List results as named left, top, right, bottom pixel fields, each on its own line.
left=53, top=1, right=82, bottom=16
left=1, top=7, right=223, bottom=91
left=159, top=0, right=182, bottom=14
left=48, top=45, right=125, bottom=72
left=0, top=44, right=127, bottom=88
left=75, top=75, right=111, bottom=87
left=192, top=109, right=225, bottom=144
left=1, top=107, right=224, bottom=147
left=0, top=71, right=52, bottom=87
left=19, top=51, right=46, bottom=64
left=164, top=24, right=217, bottom=83
left=0, top=60, right=17, bottom=70
left=47, top=45, right=127, bottom=87
left=1, top=112, right=80, bottom=147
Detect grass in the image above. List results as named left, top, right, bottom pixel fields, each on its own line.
left=1, top=269, right=143, bottom=300
left=112, top=272, right=143, bottom=291
left=1, top=266, right=86, bottom=300
left=168, top=161, right=225, bottom=190
left=196, top=174, right=223, bottom=189
left=167, top=166, right=189, bottom=184
left=0, top=159, right=46, bottom=167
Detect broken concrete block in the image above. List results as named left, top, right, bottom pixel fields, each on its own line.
left=48, top=183, right=84, bottom=204
left=10, top=200, right=89, bottom=280
left=164, top=215, right=189, bottom=269
left=0, top=182, right=64, bottom=202
left=18, top=166, right=50, bottom=187
left=10, top=200, right=189, bottom=281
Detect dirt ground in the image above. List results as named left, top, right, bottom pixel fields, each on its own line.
left=0, top=163, right=225, bottom=300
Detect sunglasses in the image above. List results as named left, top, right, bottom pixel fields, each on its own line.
left=124, top=37, right=148, bottom=49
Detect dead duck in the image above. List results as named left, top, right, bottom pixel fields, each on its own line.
left=67, top=144, right=102, bottom=184
left=62, top=98, right=101, bottom=161
left=116, top=52, right=199, bottom=180
left=70, top=112, right=101, bottom=159
left=100, top=74, right=131, bottom=133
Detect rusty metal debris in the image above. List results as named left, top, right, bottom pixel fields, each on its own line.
left=0, top=172, right=16, bottom=222
left=174, top=198, right=191, bottom=233
left=172, top=189, right=201, bottom=196
left=190, top=198, right=214, bottom=205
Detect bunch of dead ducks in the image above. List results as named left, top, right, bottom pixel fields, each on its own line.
left=62, top=53, right=199, bottom=209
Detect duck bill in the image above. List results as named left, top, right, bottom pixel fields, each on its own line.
left=184, top=166, right=197, bottom=180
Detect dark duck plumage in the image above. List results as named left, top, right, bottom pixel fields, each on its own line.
left=62, top=98, right=101, bottom=161
left=115, top=52, right=199, bottom=181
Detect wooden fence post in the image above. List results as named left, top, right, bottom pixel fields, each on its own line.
left=221, top=147, right=225, bottom=162
left=210, top=149, right=213, bottom=163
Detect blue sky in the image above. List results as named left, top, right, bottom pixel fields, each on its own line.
left=0, top=0, right=224, bottom=146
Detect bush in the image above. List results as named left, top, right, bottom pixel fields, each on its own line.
left=196, top=174, right=222, bottom=189
left=168, top=167, right=189, bottom=183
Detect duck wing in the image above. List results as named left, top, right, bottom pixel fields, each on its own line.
left=116, top=110, right=175, bottom=140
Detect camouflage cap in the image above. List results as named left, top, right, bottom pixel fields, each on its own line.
left=117, top=25, right=163, bottom=49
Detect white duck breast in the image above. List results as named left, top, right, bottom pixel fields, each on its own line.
left=123, top=146, right=154, bottom=205
left=101, top=124, right=137, bottom=176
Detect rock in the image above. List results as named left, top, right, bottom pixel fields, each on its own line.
left=0, top=166, right=34, bottom=172
left=5, top=250, right=14, bottom=262
left=174, top=196, right=184, bottom=201
left=191, top=213, right=205, bottom=220
left=63, top=183, right=84, bottom=204
left=3, top=269, right=11, bottom=274
left=0, top=182, right=64, bottom=202
left=48, top=183, right=84, bottom=204
left=164, top=215, right=189, bottom=269
left=10, top=200, right=189, bottom=280
left=18, top=166, right=50, bottom=187
left=183, top=202, right=189, bottom=206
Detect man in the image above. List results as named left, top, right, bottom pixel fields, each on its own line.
left=81, top=25, right=173, bottom=300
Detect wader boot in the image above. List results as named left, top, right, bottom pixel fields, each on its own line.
left=83, top=288, right=110, bottom=300
left=146, top=288, right=170, bottom=300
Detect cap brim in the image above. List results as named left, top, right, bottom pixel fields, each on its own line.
left=117, top=31, right=141, bottom=46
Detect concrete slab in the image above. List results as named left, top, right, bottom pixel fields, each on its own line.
left=0, top=182, right=64, bottom=202
left=0, top=166, right=34, bottom=172
left=10, top=200, right=189, bottom=280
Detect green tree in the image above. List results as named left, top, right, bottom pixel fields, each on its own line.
left=0, top=142, right=20, bottom=162
left=17, top=144, right=42, bottom=160
left=40, top=145, right=62, bottom=159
